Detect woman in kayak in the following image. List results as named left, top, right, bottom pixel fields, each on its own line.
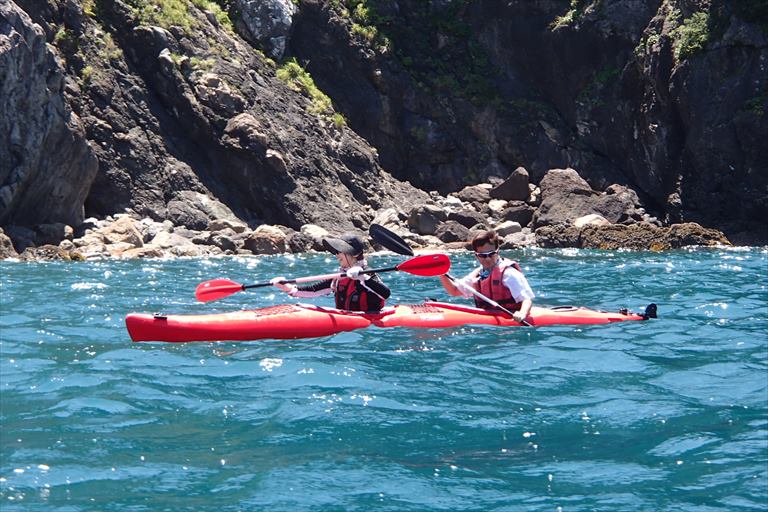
left=439, top=229, right=534, bottom=323
left=271, top=234, right=391, bottom=312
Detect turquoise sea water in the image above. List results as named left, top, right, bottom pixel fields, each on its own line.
left=1, top=248, right=766, bottom=511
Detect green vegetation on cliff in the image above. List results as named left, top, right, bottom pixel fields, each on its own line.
left=277, top=58, right=345, bottom=126
left=125, top=0, right=232, bottom=31
left=333, top=0, right=498, bottom=105
left=671, top=11, right=709, bottom=61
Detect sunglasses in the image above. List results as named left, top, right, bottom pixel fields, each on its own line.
left=474, top=250, right=498, bottom=259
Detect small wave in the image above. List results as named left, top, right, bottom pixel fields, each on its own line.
left=70, top=282, right=107, bottom=290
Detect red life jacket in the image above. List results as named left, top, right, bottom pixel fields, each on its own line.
left=334, top=276, right=385, bottom=311
left=473, top=258, right=523, bottom=310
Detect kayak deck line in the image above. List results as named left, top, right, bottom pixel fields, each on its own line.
left=125, top=301, right=656, bottom=343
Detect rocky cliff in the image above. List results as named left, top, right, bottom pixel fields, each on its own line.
left=291, top=0, right=767, bottom=242
left=1, top=0, right=766, bottom=249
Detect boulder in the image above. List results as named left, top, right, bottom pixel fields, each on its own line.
left=434, top=220, right=470, bottom=243
left=208, top=218, right=248, bottom=234
left=490, top=167, right=530, bottom=201
left=167, top=191, right=240, bottom=230
left=120, top=247, right=165, bottom=259
left=494, top=220, right=522, bottom=237
left=300, top=224, right=329, bottom=251
left=371, top=207, right=403, bottom=230
left=487, top=199, right=508, bottom=216
left=287, top=231, right=314, bottom=253
left=532, top=168, right=643, bottom=228
left=407, top=204, right=447, bottom=235
left=244, top=224, right=287, bottom=254
left=573, top=214, right=611, bottom=227
left=0, top=228, right=18, bottom=259
left=99, top=216, right=144, bottom=247
left=454, top=184, right=491, bottom=204
left=447, top=208, right=487, bottom=229
left=209, top=231, right=239, bottom=252
left=499, top=201, right=535, bottom=227
left=167, top=200, right=210, bottom=231
left=150, top=231, right=198, bottom=250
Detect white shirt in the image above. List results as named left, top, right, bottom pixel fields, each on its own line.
left=455, top=264, right=535, bottom=303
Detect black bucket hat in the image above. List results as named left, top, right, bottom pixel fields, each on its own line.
left=322, top=234, right=365, bottom=256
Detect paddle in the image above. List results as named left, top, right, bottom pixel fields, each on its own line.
left=195, top=253, right=451, bottom=302
left=368, top=223, right=532, bottom=326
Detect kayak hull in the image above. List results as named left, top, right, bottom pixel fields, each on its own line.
left=126, top=304, right=372, bottom=342
left=126, top=302, right=653, bottom=343
left=374, top=302, right=648, bottom=329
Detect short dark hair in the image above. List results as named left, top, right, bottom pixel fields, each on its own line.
left=471, top=230, right=500, bottom=251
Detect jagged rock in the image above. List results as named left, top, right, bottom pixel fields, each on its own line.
left=535, top=222, right=730, bottom=250
left=0, top=228, right=18, bottom=259
left=495, top=221, right=522, bottom=237
left=237, top=0, right=297, bottom=59
left=167, top=192, right=240, bottom=231
left=501, top=230, right=535, bottom=249
left=490, top=167, right=530, bottom=201
left=287, top=231, right=313, bottom=253
left=499, top=201, right=535, bottom=227
left=98, top=216, right=143, bottom=247
left=167, top=200, right=211, bottom=231
left=532, top=168, right=643, bottom=228
left=371, top=207, right=403, bottom=230
left=527, top=184, right=541, bottom=207
left=107, top=241, right=139, bottom=258
left=150, top=231, right=198, bottom=250
left=448, top=208, right=487, bottom=229
left=441, top=195, right=464, bottom=209
left=0, top=2, right=97, bottom=228
left=208, top=218, right=248, bottom=234
left=300, top=224, right=329, bottom=251
left=222, top=113, right=269, bottom=153
left=435, top=220, right=470, bottom=243
left=208, top=229, right=239, bottom=252
left=244, top=224, right=287, bottom=254
left=408, top=204, right=447, bottom=235
left=488, top=199, right=508, bottom=216
left=454, top=185, right=491, bottom=204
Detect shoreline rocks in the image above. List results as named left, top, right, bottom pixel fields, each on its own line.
left=0, top=166, right=737, bottom=262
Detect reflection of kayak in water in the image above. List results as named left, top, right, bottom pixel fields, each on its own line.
left=125, top=302, right=656, bottom=343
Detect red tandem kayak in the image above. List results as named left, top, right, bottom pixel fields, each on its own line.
left=126, top=302, right=656, bottom=343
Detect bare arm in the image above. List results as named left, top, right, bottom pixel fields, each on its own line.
left=513, top=298, right=532, bottom=323
left=439, top=274, right=465, bottom=296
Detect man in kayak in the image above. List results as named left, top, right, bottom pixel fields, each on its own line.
left=439, top=229, right=534, bottom=323
left=271, top=234, right=391, bottom=312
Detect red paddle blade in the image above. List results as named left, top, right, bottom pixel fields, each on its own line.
left=195, top=279, right=244, bottom=302
left=396, top=253, right=451, bottom=276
